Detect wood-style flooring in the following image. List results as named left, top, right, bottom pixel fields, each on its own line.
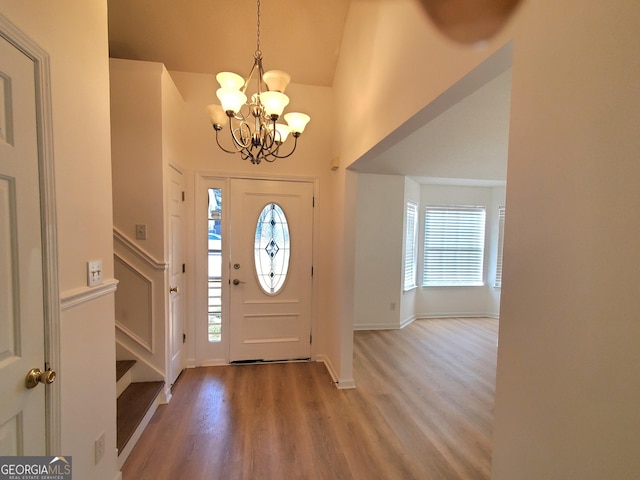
left=121, top=317, right=498, bottom=480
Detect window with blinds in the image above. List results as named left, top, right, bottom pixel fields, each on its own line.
left=422, top=205, right=486, bottom=287
left=495, top=206, right=505, bottom=288
left=403, top=202, right=418, bottom=291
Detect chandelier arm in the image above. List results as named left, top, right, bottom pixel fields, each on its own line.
left=265, top=135, right=300, bottom=160
left=242, top=57, right=260, bottom=95
left=230, top=120, right=253, bottom=150
left=214, top=128, right=243, bottom=155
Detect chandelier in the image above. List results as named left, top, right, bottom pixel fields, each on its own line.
left=207, top=0, right=311, bottom=165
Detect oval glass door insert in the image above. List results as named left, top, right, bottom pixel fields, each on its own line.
left=254, top=203, right=290, bottom=294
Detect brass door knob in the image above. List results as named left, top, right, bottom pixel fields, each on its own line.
left=170, top=286, right=179, bottom=293
left=232, top=279, right=245, bottom=285
left=25, top=368, right=57, bottom=389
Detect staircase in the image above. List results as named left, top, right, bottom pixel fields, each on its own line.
left=116, top=360, right=164, bottom=468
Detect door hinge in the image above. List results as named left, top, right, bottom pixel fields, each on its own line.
left=183, top=333, right=186, bottom=344
left=312, top=196, right=315, bottom=207
left=182, top=191, right=185, bottom=202
left=310, top=333, right=313, bottom=345
left=311, top=266, right=314, bottom=277
left=182, top=263, right=186, bottom=273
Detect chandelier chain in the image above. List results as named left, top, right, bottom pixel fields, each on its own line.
left=255, top=0, right=262, bottom=58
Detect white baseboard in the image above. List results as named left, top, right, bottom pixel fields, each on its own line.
left=354, top=315, right=416, bottom=331
left=193, top=358, right=228, bottom=367
left=316, top=354, right=356, bottom=389
left=399, top=315, right=417, bottom=329
left=353, top=322, right=399, bottom=331
left=417, top=312, right=500, bottom=319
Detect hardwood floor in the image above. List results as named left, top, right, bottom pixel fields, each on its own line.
left=121, top=318, right=498, bottom=480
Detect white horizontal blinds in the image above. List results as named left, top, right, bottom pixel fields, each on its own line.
left=403, top=202, right=418, bottom=290
left=495, top=206, right=505, bottom=288
left=423, top=205, right=486, bottom=286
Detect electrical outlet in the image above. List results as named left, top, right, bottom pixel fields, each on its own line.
left=135, top=223, right=147, bottom=240
left=95, top=432, right=105, bottom=465
left=87, top=260, right=103, bottom=287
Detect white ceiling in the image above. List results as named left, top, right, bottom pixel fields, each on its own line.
left=107, top=0, right=512, bottom=182
left=354, top=68, right=512, bottom=182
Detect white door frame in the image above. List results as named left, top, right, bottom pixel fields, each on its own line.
left=1, top=13, right=61, bottom=454
left=194, top=172, right=319, bottom=366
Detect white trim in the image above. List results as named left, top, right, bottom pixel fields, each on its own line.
left=354, top=323, right=401, bottom=331
left=113, top=473, right=123, bottom=480
left=417, top=312, right=500, bottom=319
left=113, top=228, right=168, bottom=270
left=115, top=340, right=165, bottom=381
left=316, top=355, right=355, bottom=389
left=113, top=255, right=154, bottom=352
left=188, top=358, right=227, bottom=367
left=0, top=13, right=61, bottom=455
left=400, top=315, right=417, bottom=328
left=196, top=169, right=318, bottom=184
left=60, top=279, right=119, bottom=311
left=115, top=322, right=153, bottom=353
left=353, top=316, right=416, bottom=331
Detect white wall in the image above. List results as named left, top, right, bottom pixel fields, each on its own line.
left=492, top=0, right=640, bottom=478
left=353, top=173, right=405, bottom=329
left=0, top=2, right=119, bottom=479
left=110, top=59, right=165, bottom=259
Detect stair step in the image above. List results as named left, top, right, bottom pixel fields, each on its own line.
left=117, top=381, right=164, bottom=455
left=116, top=360, right=136, bottom=382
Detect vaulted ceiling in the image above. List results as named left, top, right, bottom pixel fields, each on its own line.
left=107, top=0, right=511, bottom=182
left=107, top=0, right=351, bottom=87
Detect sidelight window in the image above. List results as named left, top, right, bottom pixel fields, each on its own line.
left=207, top=188, right=222, bottom=342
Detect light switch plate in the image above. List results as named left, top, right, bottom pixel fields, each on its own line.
left=87, top=260, right=103, bottom=287
left=135, top=223, right=147, bottom=240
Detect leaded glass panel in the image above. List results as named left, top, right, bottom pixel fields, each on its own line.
left=254, top=203, right=290, bottom=294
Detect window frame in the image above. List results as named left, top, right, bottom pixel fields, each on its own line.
left=422, top=205, right=487, bottom=287
left=403, top=201, right=418, bottom=291
left=494, top=206, right=505, bottom=288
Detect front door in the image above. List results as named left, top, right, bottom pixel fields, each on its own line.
left=0, top=34, right=47, bottom=454
left=228, top=179, right=314, bottom=362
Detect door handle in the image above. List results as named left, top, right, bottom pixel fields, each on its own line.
left=232, top=279, right=246, bottom=285
left=170, top=286, right=179, bottom=293
left=25, top=368, right=56, bottom=389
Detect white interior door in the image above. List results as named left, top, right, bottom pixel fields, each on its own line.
left=0, top=35, right=47, bottom=455
left=168, top=165, right=185, bottom=385
left=229, top=179, right=314, bottom=362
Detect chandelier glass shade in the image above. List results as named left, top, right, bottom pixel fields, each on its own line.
left=207, top=0, right=310, bottom=164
